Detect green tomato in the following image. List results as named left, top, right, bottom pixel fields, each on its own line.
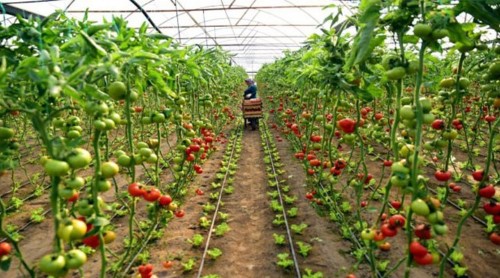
left=423, top=113, right=435, bottom=125
left=413, top=23, right=432, bottom=38
left=391, top=162, right=409, bottom=175
left=76, top=199, right=94, bottom=217
left=439, top=78, right=455, bottom=89
left=458, top=78, right=470, bottom=89
left=488, top=62, right=500, bottom=79
left=103, top=118, right=116, bottom=130
left=44, top=159, right=70, bottom=176
left=59, top=186, right=77, bottom=199
left=419, top=97, right=432, bottom=113
left=411, top=199, right=430, bottom=216
left=442, top=130, right=458, bottom=140
left=146, top=153, right=158, bottom=163
left=93, top=119, right=106, bottom=131
left=137, top=142, right=149, bottom=149
left=385, top=67, right=406, bottom=80
left=117, top=155, right=132, bottom=167
left=109, top=112, right=121, bottom=124
left=0, top=127, right=15, bottom=139
left=427, top=211, right=444, bottom=224
left=97, top=179, right=112, bottom=192
left=139, top=148, right=153, bottom=157
left=361, top=229, right=375, bottom=240
left=39, top=254, right=66, bottom=276
left=390, top=175, right=409, bottom=187
left=432, top=223, right=448, bottom=235
left=65, top=249, right=87, bottom=269
left=100, top=161, right=119, bottom=178
left=67, top=148, right=92, bottom=169
left=108, top=81, right=127, bottom=100
left=65, top=176, right=85, bottom=189
left=152, top=112, right=166, bottom=123
left=431, top=28, right=449, bottom=39
left=400, top=105, right=415, bottom=120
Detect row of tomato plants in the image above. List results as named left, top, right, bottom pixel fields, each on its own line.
left=255, top=1, right=499, bottom=277
left=0, top=12, right=246, bottom=277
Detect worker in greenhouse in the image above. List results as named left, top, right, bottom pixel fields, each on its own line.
left=243, top=78, right=259, bottom=130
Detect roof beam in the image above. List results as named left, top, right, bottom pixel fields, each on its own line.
left=2, top=3, right=45, bottom=19
left=66, top=5, right=327, bottom=13
left=151, top=24, right=316, bottom=29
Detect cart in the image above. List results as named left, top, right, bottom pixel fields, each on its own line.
left=242, top=98, right=263, bottom=129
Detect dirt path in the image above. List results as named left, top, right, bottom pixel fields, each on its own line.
left=201, top=128, right=283, bottom=277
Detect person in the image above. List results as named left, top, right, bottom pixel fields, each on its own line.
left=243, top=78, right=258, bottom=130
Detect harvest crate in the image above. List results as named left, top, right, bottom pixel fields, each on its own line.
left=242, top=98, right=263, bottom=119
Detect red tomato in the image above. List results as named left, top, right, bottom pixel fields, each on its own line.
left=175, top=209, right=185, bottom=218
left=383, top=160, right=393, bottom=167
left=413, top=252, right=433, bottom=265
left=374, top=113, right=383, bottom=120
left=0, top=242, right=12, bottom=256
left=390, top=200, right=401, bottom=210
left=479, top=185, right=496, bottom=198
left=158, top=195, right=172, bottom=207
left=490, top=232, right=500, bottom=245
left=388, top=214, right=405, bottom=228
left=128, top=183, right=145, bottom=197
left=409, top=241, right=428, bottom=257
left=82, top=235, right=100, bottom=248
left=381, top=223, right=398, bottom=237
left=472, top=170, right=485, bottom=182
left=414, top=224, right=432, bottom=240
left=305, top=192, right=314, bottom=200
left=143, top=188, right=161, bottom=202
left=431, top=119, right=445, bottom=130
left=434, top=170, right=452, bottom=182
left=162, top=260, right=174, bottom=269
left=195, top=188, right=204, bottom=195
left=338, top=118, right=356, bottom=133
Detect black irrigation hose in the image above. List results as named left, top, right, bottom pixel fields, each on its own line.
left=196, top=128, right=242, bottom=278
left=261, top=121, right=301, bottom=278
left=315, top=181, right=384, bottom=278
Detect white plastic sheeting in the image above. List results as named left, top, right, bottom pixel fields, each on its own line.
left=1, top=0, right=360, bottom=75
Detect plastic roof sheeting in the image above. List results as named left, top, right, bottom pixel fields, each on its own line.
left=1, top=0, right=360, bottom=75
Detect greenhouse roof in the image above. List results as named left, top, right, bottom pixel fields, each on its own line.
left=0, top=0, right=360, bottom=76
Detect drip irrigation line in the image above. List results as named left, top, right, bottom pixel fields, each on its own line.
left=261, top=121, right=301, bottom=278
left=196, top=127, right=242, bottom=278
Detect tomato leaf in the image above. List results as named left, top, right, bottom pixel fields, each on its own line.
left=91, top=217, right=110, bottom=227
left=454, top=0, right=500, bottom=32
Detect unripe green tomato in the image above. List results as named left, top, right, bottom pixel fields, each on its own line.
left=423, top=113, right=435, bottom=125
left=65, top=249, right=87, bottom=269
left=108, top=81, right=127, bottom=100
left=141, top=117, right=152, bottom=125
left=109, top=112, right=121, bottom=124
left=361, top=229, right=375, bottom=240
left=39, top=254, right=66, bottom=276
left=93, top=120, right=106, bottom=131
left=419, top=97, right=432, bottom=113
left=139, top=148, right=153, bottom=157
left=439, top=78, right=455, bottom=88
left=411, top=199, right=430, bottom=216
left=432, top=223, right=448, bottom=235
left=400, top=105, right=415, bottom=120
left=76, top=199, right=93, bottom=216
left=459, top=78, right=470, bottom=89
left=146, top=153, right=158, bottom=163
left=100, top=161, right=119, bottom=178
left=427, top=211, right=444, bottom=224
left=133, top=154, right=143, bottom=165
left=59, top=186, right=77, bottom=199
left=385, top=67, right=406, bottom=80
left=391, top=175, right=409, bottom=187
left=413, top=23, right=432, bottom=38
left=117, top=155, right=132, bottom=167
left=442, top=130, right=458, bottom=140
left=67, top=148, right=92, bottom=169
left=95, top=102, right=109, bottom=115
left=65, top=176, right=85, bottom=189
left=44, top=159, right=70, bottom=176
left=103, top=118, right=116, bottom=130
left=0, top=127, right=14, bottom=139
left=97, top=179, right=112, bottom=192
left=431, top=28, right=449, bottom=39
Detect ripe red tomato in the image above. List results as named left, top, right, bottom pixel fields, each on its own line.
left=483, top=202, right=500, bottom=215
left=434, top=170, right=451, bottom=182
left=490, top=232, right=500, bottom=245
left=485, top=115, right=496, bottom=122
left=162, top=260, right=174, bottom=269
left=138, top=263, right=153, bottom=274
left=82, top=235, right=100, bottom=248
left=472, top=170, right=485, bottom=182
left=381, top=223, right=398, bottom=237
left=409, top=241, right=428, bottom=257
left=414, top=224, right=432, bottom=240
left=373, top=230, right=385, bottom=241
left=158, top=195, right=172, bottom=207
left=175, top=209, right=185, bottom=218
left=305, top=192, right=314, bottom=200
left=128, top=183, right=145, bottom=197
left=360, top=201, right=368, bottom=207
left=334, top=159, right=347, bottom=169
left=390, top=200, right=401, bottom=210
left=452, top=185, right=461, bottom=192
left=383, top=160, right=393, bottom=167
left=388, top=214, right=406, bottom=228
left=479, top=185, right=496, bottom=198
left=413, top=252, right=433, bottom=265
left=134, top=107, right=143, bottom=113
left=431, top=119, right=445, bottom=130
left=195, top=188, right=204, bottom=195
left=189, top=144, right=201, bottom=153
left=374, top=113, right=383, bottom=120
left=0, top=242, right=12, bottom=256
left=309, top=159, right=321, bottom=167
left=143, top=188, right=161, bottom=202
left=338, top=118, right=356, bottom=133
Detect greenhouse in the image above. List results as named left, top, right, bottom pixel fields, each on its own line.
left=0, top=0, right=498, bottom=277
